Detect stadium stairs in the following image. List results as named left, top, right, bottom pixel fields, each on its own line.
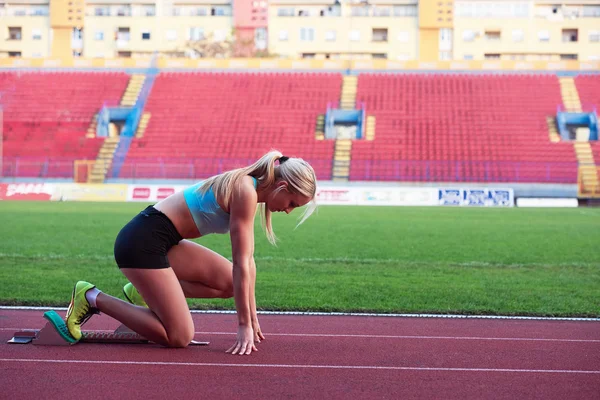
left=331, top=75, right=358, bottom=181
left=87, top=74, right=148, bottom=183
left=558, top=77, right=599, bottom=197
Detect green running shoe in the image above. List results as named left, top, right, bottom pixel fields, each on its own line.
left=65, top=281, right=99, bottom=341
left=123, top=282, right=148, bottom=308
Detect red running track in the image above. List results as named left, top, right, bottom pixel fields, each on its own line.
left=1, top=310, right=599, bottom=399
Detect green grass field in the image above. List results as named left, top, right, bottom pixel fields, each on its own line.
left=1, top=201, right=599, bottom=317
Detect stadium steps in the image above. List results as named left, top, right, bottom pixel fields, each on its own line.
left=315, top=114, right=325, bottom=140
left=120, top=74, right=146, bottom=107
left=559, top=77, right=582, bottom=112
left=332, top=139, right=352, bottom=181
left=88, top=134, right=120, bottom=184
left=546, top=117, right=560, bottom=143
left=86, top=114, right=98, bottom=138
left=574, top=142, right=599, bottom=197
left=559, top=77, right=591, bottom=141
left=340, top=75, right=357, bottom=110
left=365, top=115, right=376, bottom=141
left=135, top=112, right=151, bottom=138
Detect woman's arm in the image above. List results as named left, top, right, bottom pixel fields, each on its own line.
left=249, top=257, right=265, bottom=342
left=226, top=177, right=258, bottom=355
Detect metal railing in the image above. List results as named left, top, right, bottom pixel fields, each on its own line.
left=1, top=157, right=580, bottom=184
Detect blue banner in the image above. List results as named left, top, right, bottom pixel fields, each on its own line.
left=438, top=188, right=514, bottom=207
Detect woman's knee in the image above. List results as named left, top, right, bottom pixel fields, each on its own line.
left=165, top=324, right=195, bottom=348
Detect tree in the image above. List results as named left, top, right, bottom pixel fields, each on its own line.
left=180, top=31, right=254, bottom=58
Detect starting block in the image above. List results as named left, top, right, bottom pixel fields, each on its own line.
left=8, top=310, right=209, bottom=346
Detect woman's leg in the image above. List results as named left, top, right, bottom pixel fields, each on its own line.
left=166, top=239, right=235, bottom=299
left=95, top=267, right=194, bottom=348
left=84, top=240, right=232, bottom=347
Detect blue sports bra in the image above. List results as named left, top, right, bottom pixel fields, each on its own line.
left=183, top=177, right=258, bottom=236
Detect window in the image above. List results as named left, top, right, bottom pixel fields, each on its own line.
left=8, top=27, right=22, bottom=40
left=349, top=30, right=360, bottom=42
left=439, top=51, right=452, bottom=60
left=463, top=54, right=474, bottom=60
left=560, top=54, right=577, bottom=60
left=255, top=28, right=267, bottom=50
left=582, top=6, right=600, bottom=17
left=462, top=30, right=475, bottom=42
left=95, top=7, right=108, bottom=16
left=351, top=6, right=369, bottom=17
left=118, top=51, right=132, bottom=58
left=278, top=30, right=288, bottom=41
left=439, top=28, right=452, bottom=51
left=372, top=53, right=387, bottom=59
left=590, top=31, right=600, bottom=42
left=300, top=27, right=315, bottom=42
left=372, top=28, right=388, bottom=42
left=562, top=29, right=578, bottom=42
left=211, top=6, right=231, bottom=16
left=193, top=7, right=207, bottom=16
left=31, top=7, right=48, bottom=16
left=117, top=27, right=130, bottom=41
left=485, top=53, right=501, bottom=60
left=141, top=31, right=151, bottom=40
left=32, top=29, right=42, bottom=40
left=393, top=5, right=417, bottom=16
left=485, top=31, right=501, bottom=41
left=325, top=30, right=336, bottom=41
left=373, top=7, right=391, bottom=17
left=538, top=30, right=550, bottom=42
left=8, top=51, right=22, bottom=57
left=189, top=27, right=204, bottom=41
left=277, top=8, right=294, bottom=16
left=94, top=31, right=104, bottom=40
left=512, top=30, right=524, bottom=42
left=116, top=6, right=131, bottom=17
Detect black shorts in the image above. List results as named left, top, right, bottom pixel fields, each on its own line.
left=114, top=206, right=183, bottom=269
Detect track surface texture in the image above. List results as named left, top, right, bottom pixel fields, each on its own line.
left=1, top=310, right=599, bottom=400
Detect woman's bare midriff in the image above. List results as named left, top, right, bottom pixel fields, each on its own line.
left=153, top=191, right=201, bottom=239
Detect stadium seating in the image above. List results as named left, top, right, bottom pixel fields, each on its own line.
left=1, top=71, right=129, bottom=177
left=352, top=73, right=578, bottom=183
left=118, top=72, right=340, bottom=180
left=3, top=70, right=593, bottom=184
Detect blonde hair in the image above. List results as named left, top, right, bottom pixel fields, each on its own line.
left=197, top=150, right=318, bottom=244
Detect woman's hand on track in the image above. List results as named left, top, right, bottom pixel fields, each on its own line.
left=252, top=317, right=265, bottom=343
left=226, top=325, right=257, bottom=355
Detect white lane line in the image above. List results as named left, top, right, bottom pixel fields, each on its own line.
left=1, top=358, right=599, bottom=374
left=1, top=327, right=599, bottom=343
left=194, top=332, right=600, bottom=343
left=1, top=306, right=599, bottom=321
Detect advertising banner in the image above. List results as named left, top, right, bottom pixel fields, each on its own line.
left=315, top=187, right=438, bottom=206
left=57, top=184, right=128, bottom=202
left=127, top=185, right=187, bottom=202
left=438, top=188, right=514, bottom=207
left=0, top=183, right=57, bottom=201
